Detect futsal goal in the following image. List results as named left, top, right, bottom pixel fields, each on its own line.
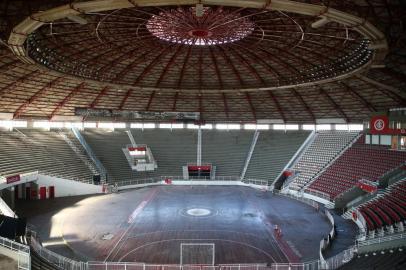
left=180, top=243, right=215, bottom=265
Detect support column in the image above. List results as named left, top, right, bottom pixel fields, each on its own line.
left=197, top=127, right=202, bottom=166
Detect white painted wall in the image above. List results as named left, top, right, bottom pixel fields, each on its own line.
left=36, top=174, right=103, bottom=197
left=117, top=180, right=269, bottom=191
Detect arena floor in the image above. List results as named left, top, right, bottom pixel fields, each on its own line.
left=16, top=186, right=357, bottom=265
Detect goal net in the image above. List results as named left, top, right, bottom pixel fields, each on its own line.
left=180, top=243, right=215, bottom=265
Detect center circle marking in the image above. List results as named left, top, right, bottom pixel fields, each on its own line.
left=186, top=208, right=212, bottom=216
left=180, top=207, right=218, bottom=218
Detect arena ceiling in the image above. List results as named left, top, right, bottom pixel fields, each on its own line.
left=0, top=0, right=405, bottom=123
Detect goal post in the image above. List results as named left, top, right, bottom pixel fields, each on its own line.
left=180, top=243, right=215, bottom=265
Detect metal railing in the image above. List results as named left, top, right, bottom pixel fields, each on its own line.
left=304, top=189, right=331, bottom=201
left=30, top=235, right=86, bottom=270
left=113, top=176, right=269, bottom=189
left=115, top=177, right=158, bottom=187
left=72, top=127, right=107, bottom=176
left=0, top=236, right=30, bottom=270
left=86, top=262, right=325, bottom=270
left=324, top=246, right=356, bottom=270
left=279, top=192, right=319, bottom=209
left=357, top=232, right=406, bottom=248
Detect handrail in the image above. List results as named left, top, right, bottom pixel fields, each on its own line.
left=240, top=130, right=260, bottom=180
left=30, top=234, right=85, bottom=270
left=278, top=130, right=316, bottom=187
left=71, top=127, right=107, bottom=176
left=0, top=236, right=30, bottom=270
left=113, top=176, right=269, bottom=188
left=324, top=245, right=357, bottom=269
left=357, top=232, right=406, bottom=247
left=305, top=188, right=331, bottom=201
left=0, top=236, right=30, bottom=253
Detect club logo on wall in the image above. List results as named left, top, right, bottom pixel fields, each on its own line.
left=370, top=115, right=389, bottom=134
left=373, top=119, right=385, bottom=131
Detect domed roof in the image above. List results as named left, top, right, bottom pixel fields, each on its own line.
left=0, top=0, right=405, bottom=122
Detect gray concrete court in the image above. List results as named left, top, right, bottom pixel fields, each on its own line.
left=15, top=186, right=357, bottom=264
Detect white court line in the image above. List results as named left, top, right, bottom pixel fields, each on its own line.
left=118, top=238, right=278, bottom=263
left=104, top=188, right=158, bottom=262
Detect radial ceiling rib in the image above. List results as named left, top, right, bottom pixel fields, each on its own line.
left=222, top=93, right=229, bottom=119
left=49, top=82, right=86, bottom=120
left=292, top=88, right=316, bottom=122
left=177, top=46, right=192, bottom=89
left=356, top=75, right=406, bottom=106
left=145, top=91, right=155, bottom=111
left=232, top=44, right=281, bottom=81
left=13, top=76, right=65, bottom=119
left=245, top=92, right=257, bottom=120
left=318, top=86, right=350, bottom=123
left=267, top=91, right=286, bottom=122
left=208, top=46, right=224, bottom=89
left=217, top=46, right=244, bottom=87
left=172, top=92, right=179, bottom=111
left=133, top=45, right=174, bottom=86
left=226, top=46, right=265, bottom=85
left=89, top=86, right=109, bottom=108
left=381, top=68, right=406, bottom=84
left=341, top=82, right=377, bottom=112
left=155, top=45, right=183, bottom=88
left=0, top=69, right=40, bottom=98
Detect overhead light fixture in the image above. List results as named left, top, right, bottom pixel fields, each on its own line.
left=195, top=3, right=204, bottom=17
left=67, top=14, right=88, bottom=25
left=311, top=16, right=330, bottom=28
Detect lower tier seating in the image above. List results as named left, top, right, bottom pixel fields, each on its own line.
left=357, top=180, right=406, bottom=233
left=338, top=249, right=406, bottom=270
left=307, top=136, right=406, bottom=199
left=288, top=131, right=359, bottom=191
left=31, top=249, right=58, bottom=270
left=244, top=130, right=310, bottom=182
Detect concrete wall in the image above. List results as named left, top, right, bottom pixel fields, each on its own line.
left=36, top=174, right=103, bottom=197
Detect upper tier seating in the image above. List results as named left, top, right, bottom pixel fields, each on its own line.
left=307, top=136, right=406, bottom=200
left=82, top=129, right=312, bottom=182
left=356, top=180, right=406, bottom=232
left=288, top=131, right=359, bottom=191
left=131, top=129, right=197, bottom=178
left=201, top=130, right=253, bottom=177
left=0, top=129, right=94, bottom=182
left=82, top=129, right=197, bottom=182
left=338, top=249, right=406, bottom=270
left=244, top=130, right=310, bottom=182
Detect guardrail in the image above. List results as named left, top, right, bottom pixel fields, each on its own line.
left=279, top=192, right=320, bottom=209
left=324, top=246, right=356, bottom=270
left=72, top=127, right=107, bottom=176
left=0, top=236, right=30, bottom=270
left=87, top=261, right=327, bottom=270
left=30, top=234, right=86, bottom=270
left=25, top=176, right=403, bottom=270
left=304, top=189, right=331, bottom=202
left=357, top=232, right=406, bottom=248
left=113, top=177, right=269, bottom=191
left=88, top=263, right=273, bottom=270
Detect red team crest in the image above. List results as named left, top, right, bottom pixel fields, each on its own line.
left=370, top=116, right=389, bottom=134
